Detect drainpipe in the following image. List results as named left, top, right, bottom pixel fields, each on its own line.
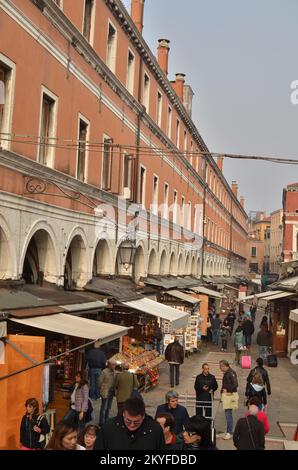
left=200, top=159, right=207, bottom=281
left=133, top=56, right=144, bottom=204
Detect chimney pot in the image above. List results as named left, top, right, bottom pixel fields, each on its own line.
left=157, top=38, right=170, bottom=76
left=172, top=73, right=186, bottom=101
left=217, top=156, right=224, bottom=172
left=240, top=196, right=245, bottom=208
left=231, top=181, right=238, bottom=199
left=131, top=0, right=145, bottom=34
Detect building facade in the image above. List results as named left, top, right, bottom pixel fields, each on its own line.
left=270, top=209, right=283, bottom=274
left=247, top=212, right=271, bottom=275
left=0, top=0, right=247, bottom=288
left=282, top=183, right=298, bottom=263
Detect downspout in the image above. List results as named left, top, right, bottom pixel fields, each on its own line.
left=200, top=158, right=207, bottom=281
left=133, top=56, right=144, bottom=204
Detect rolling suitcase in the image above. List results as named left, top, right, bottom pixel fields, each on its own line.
left=241, top=355, right=252, bottom=369
left=267, top=354, right=278, bottom=367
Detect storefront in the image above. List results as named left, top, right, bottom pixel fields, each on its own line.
left=288, top=309, right=298, bottom=358
left=161, top=290, right=201, bottom=355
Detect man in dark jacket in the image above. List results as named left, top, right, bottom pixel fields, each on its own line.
left=219, top=360, right=238, bottom=440
left=246, top=357, right=271, bottom=396
left=242, top=315, right=255, bottom=349
left=211, top=314, right=221, bottom=345
left=164, top=337, right=184, bottom=387
left=86, top=344, right=107, bottom=399
left=155, top=390, right=189, bottom=435
left=194, top=363, right=218, bottom=418
left=94, top=398, right=165, bottom=450
left=233, top=413, right=265, bottom=450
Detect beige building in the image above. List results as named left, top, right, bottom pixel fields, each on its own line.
left=270, top=209, right=283, bottom=274
left=247, top=212, right=271, bottom=275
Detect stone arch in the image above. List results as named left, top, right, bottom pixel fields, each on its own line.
left=197, top=257, right=202, bottom=278
left=191, top=255, right=197, bottom=277
left=169, top=252, right=177, bottom=276
left=21, top=222, right=60, bottom=285
left=185, top=253, right=191, bottom=275
left=92, top=238, right=113, bottom=276
left=178, top=253, right=184, bottom=276
left=0, top=215, right=16, bottom=280
left=205, top=259, right=209, bottom=276
left=159, top=250, right=169, bottom=276
left=148, top=248, right=158, bottom=276
left=63, top=229, right=89, bottom=288
left=134, top=245, right=146, bottom=282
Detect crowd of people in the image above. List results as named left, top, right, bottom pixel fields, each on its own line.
left=18, top=302, right=277, bottom=451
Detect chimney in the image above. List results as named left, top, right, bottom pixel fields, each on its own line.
left=240, top=196, right=245, bottom=208
left=231, top=181, right=238, bottom=199
left=157, top=39, right=170, bottom=76
left=217, top=156, right=224, bottom=172
left=183, top=84, right=194, bottom=118
left=131, top=0, right=145, bottom=34
left=172, top=73, right=186, bottom=101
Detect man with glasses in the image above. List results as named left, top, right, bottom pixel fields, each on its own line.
left=194, top=363, right=218, bottom=418
left=94, top=398, right=165, bottom=450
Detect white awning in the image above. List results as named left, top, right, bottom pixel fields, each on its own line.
left=189, top=286, right=225, bottom=299
left=10, top=313, right=130, bottom=344
left=290, top=309, right=298, bottom=323
left=122, top=297, right=189, bottom=331
left=61, top=301, right=107, bottom=313
left=165, top=290, right=200, bottom=305
left=263, top=292, right=296, bottom=301
left=242, top=290, right=284, bottom=301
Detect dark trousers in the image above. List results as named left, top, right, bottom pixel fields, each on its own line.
left=99, top=392, right=114, bottom=426
left=169, top=363, right=180, bottom=387
left=196, top=400, right=212, bottom=418
left=244, top=334, right=252, bottom=347
left=222, top=339, right=228, bottom=350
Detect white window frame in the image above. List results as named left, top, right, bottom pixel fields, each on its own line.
left=37, top=85, right=58, bottom=168
left=0, top=53, right=15, bottom=151
left=122, top=152, right=133, bottom=198
left=163, top=182, right=169, bottom=219
left=82, top=0, right=96, bottom=46
left=157, top=90, right=163, bottom=127
left=173, top=189, right=178, bottom=224
left=101, top=133, right=113, bottom=190
left=143, top=71, right=150, bottom=113
left=181, top=196, right=185, bottom=227
left=106, top=20, right=117, bottom=73
left=76, top=113, right=90, bottom=183
left=176, top=119, right=180, bottom=148
left=126, top=48, right=135, bottom=95
left=167, top=106, right=172, bottom=139
left=139, top=165, right=147, bottom=209
left=152, top=174, right=159, bottom=215
left=184, top=130, right=188, bottom=157
left=187, top=201, right=192, bottom=230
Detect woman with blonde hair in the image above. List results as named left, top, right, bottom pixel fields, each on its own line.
left=245, top=373, right=267, bottom=410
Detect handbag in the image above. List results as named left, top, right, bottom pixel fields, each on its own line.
left=130, top=373, right=143, bottom=401
left=221, top=392, right=239, bottom=410
left=85, top=398, right=94, bottom=423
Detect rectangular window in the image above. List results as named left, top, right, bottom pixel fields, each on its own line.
left=140, top=166, right=146, bottom=208
left=123, top=153, right=133, bottom=199
left=143, top=73, right=150, bottom=112
left=181, top=196, right=185, bottom=226
left=102, top=137, right=113, bottom=190
left=107, top=22, right=117, bottom=73
left=38, top=91, right=57, bottom=167
left=167, top=107, right=172, bottom=138
left=176, top=119, right=180, bottom=148
left=187, top=202, right=192, bottom=230
left=157, top=91, right=162, bottom=127
left=152, top=175, right=159, bottom=215
left=83, top=0, right=94, bottom=43
left=189, top=139, right=193, bottom=164
left=184, top=130, right=188, bottom=156
left=126, top=49, right=135, bottom=95
left=77, top=119, right=88, bottom=182
left=163, top=183, right=169, bottom=219
left=194, top=206, right=198, bottom=234
left=0, top=57, right=14, bottom=150
left=173, top=190, right=178, bottom=224
left=251, top=246, right=257, bottom=257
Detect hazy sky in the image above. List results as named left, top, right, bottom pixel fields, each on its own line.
left=126, top=0, right=298, bottom=214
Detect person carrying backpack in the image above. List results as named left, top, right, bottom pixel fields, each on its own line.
left=20, top=398, right=50, bottom=450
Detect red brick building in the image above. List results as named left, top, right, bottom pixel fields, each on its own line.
left=282, top=182, right=298, bottom=263
left=0, top=0, right=247, bottom=286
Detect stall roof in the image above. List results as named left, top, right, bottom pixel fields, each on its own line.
left=144, top=277, right=199, bottom=290
left=122, top=297, right=189, bottom=331
left=165, top=290, right=201, bottom=305
left=188, top=286, right=225, bottom=299
left=8, top=306, right=65, bottom=319
left=85, top=278, right=142, bottom=302
left=242, top=290, right=284, bottom=301
left=261, top=292, right=296, bottom=301
left=290, top=309, right=298, bottom=323
left=23, top=285, right=103, bottom=305
left=61, top=301, right=107, bottom=313
left=269, top=276, right=298, bottom=291
left=0, top=288, right=57, bottom=310
left=10, top=314, right=130, bottom=343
